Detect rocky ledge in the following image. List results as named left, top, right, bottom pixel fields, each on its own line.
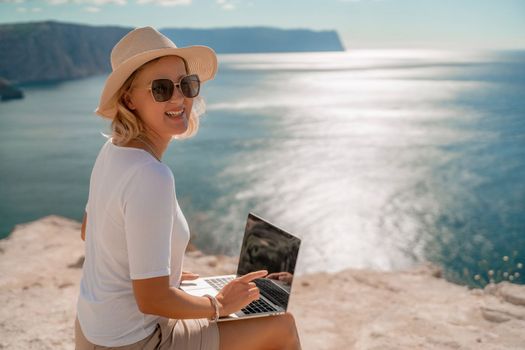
left=0, top=77, right=23, bottom=101
left=0, top=215, right=524, bottom=349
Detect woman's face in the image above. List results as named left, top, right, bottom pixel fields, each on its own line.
left=126, top=55, right=194, bottom=139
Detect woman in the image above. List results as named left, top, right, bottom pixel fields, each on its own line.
left=75, top=26, right=302, bottom=350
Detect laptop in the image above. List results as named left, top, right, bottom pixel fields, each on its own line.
left=180, top=212, right=301, bottom=322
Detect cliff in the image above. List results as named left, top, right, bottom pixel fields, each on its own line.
left=0, top=21, right=127, bottom=84
left=0, top=216, right=524, bottom=349
left=161, top=27, right=344, bottom=54
left=0, top=21, right=345, bottom=85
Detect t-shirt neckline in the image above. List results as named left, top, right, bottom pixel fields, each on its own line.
left=109, top=139, right=160, bottom=162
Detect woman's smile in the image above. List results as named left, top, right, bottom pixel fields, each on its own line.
left=165, top=108, right=184, bottom=118
left=164, top=108, right=187, bottom=124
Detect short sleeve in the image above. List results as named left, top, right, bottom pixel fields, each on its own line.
left=123, top=163, right=174, bottom=280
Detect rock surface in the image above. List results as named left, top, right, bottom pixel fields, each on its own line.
left=1, top=215, right=524, bottom=349
left=0, top=77, right=23, bottom=101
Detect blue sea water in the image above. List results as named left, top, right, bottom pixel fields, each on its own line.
left=1, top=49, right=524, bottom=286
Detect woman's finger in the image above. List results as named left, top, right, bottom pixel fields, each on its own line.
left=181, top=272, right=200, bottom=281
left=238, top=270, right=268, bottom=283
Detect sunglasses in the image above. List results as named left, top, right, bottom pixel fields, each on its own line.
left=147, top=74, right=200, bottom=102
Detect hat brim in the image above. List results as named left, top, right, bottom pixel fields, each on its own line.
left=95, top=45, right=217, bottom=119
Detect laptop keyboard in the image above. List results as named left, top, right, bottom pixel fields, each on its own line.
left=254, top=278, right=289, bottom=308
left=204, top=276, right=279, bottom=315
left=205, top=277, right=234, bottom=291
left=242, top=298, right=278, bottom=314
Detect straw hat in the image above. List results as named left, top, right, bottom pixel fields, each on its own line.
left=95, top=26, right=218, bottom=119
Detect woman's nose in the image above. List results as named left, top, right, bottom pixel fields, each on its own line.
left=168, top=88, right=184, bottom=103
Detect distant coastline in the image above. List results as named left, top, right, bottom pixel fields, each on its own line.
left=0, top=20, right=344, bottom=86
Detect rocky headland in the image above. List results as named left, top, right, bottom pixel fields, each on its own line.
left=0, top=21, right=344, bottom=85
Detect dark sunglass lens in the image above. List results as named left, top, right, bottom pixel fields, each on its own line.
left=151, top=79, right=174, bottom=102
left=180, top=75, right=200, bottom=98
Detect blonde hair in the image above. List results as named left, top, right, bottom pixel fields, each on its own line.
left=109, top=56, right=206, bottom=146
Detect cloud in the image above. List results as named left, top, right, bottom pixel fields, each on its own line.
left=338, top=0, right=385, bottom=2
left=0, top=0, right=192, bottom=6
left=32, top=0, right=129, bottom=5
left=83, top=5, right=100, bottom=11
left=216, top=0, right=235, bottom=10
left=0, top=0, right=197, bottom=11
left=91, top=0, right=127, bottom=5
left=16, top=5, right=41, bottom=11
left=136, top=0, right=191, bottom=6
left=0, top=0, right=380, bottom=5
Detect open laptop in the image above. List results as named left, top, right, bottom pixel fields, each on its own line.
left=180, top=212, right=301, bottom=322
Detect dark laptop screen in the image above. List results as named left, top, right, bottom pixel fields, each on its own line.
left=237, top=213, right=301, bottom=282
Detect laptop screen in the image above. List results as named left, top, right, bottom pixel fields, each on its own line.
left=237, top=213, right=301, bottom=296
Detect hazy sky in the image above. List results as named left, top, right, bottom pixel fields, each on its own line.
left=1, top=0, right=524, bottom=49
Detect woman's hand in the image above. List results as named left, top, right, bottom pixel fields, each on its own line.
left=215, top=270, right=268, bottom=317
left=181, top=271, right=200, bottom=281
left=267, top=271, right=293, bottom=285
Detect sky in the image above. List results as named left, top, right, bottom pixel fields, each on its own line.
left=0, top=0, right=524, bottom=49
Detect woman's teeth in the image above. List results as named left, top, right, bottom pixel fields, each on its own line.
left=165, top=110, right=184, bottom=118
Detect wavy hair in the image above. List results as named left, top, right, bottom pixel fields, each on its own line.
left=108, top=56, right=206, bottom=146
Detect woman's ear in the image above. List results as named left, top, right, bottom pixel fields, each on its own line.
left=123, top=92, right=136, bottom=110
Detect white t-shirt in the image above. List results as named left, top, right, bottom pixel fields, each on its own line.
left=77, top=138, right=190, bottom=347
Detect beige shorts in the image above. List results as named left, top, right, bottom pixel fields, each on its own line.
left=75, top=316, right=219, bottom=350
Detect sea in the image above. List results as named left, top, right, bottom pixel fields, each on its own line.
left=1, top=49, right=524, bottom=287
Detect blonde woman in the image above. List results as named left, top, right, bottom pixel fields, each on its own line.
left=75, top=27, right=301, bottom=350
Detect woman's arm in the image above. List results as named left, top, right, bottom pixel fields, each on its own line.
left=132, top=270, right=267, bottom=320
left=81, top=211, right=87, bottom=241
left=132, top=276, right=217, bottom=320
